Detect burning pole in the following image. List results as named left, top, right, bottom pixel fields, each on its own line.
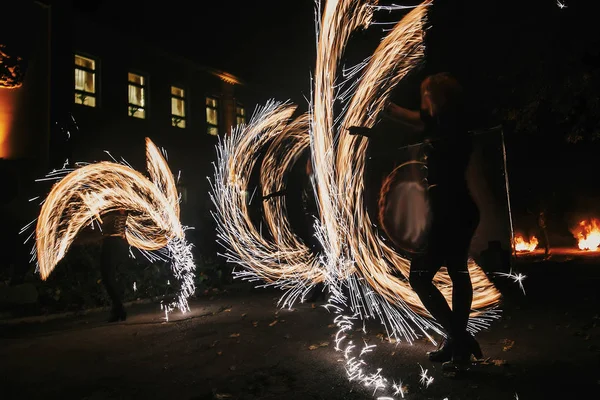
left=500, top=127, right=518, bottom=260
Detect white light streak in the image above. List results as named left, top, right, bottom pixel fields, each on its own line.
left=418, top=364, right=434, bottom=388
left=392, top=381, right=405, bottom=398
left=496, top=270, right=527, bottom=295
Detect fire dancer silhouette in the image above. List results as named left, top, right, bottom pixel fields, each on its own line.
left=100, top=209, right=129, bottom=322
left=349, top=73, right=482, bottom=369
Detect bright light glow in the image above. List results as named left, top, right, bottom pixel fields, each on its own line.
left=571, top=219, right=600, bottom=251
left=514, top=234, right=538, bottom=252
left=496, top=270, right=527, bottom=295
left=31, top=138, right=195, bottom=314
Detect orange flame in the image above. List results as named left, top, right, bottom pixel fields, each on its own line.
left=514, top=234, right=538, bottom=252
left=572, top=219, right=600, bottom=251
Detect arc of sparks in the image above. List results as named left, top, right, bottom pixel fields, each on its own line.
left=211, top=102, right=317, bottom=292
left=212, top=0, right=501, bottom=336
left=332, top=0, right=501, bottom=323
left=34, top=138, right=195, bottom=313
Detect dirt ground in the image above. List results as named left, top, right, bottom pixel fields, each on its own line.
left=1, top=259, right=598, bottom=400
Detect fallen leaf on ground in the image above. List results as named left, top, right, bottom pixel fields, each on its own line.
left=327, top=324, right=335, bottom=328
left=269, top=320, right=278, bottom=327
left=252, top=321, right=258, bottom=327
left=229, top=333, right=240, bottom=338
left=224, top=308, right=232, bottom=312
left=311, top=304, right=316, bottom=309
left=241, top=313, right=247, bottom=318
left=215, top=393, right=232, bottom=399
left=217, top=351, right=222, bottom=356
left=319, top=342, right=329, bottom=347
left=502, top=339, right=515, bottom=351
left=308, top=345, right=319, bottom=350
left=492, top=359, right=507, bottom=366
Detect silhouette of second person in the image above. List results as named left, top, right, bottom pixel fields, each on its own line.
left=349, top=72, right=482, bottom=368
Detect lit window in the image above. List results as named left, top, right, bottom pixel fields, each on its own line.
left=128, top=72, right=146, bottom=119
left=206, top=97, right=219, bottom=136
left=74, top=54, right=96, bottom=107
left=236, top=104, right=246, bottom=126
left=171, top=86, right=186, bottom=128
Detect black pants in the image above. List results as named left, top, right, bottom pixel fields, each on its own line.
left=100, top=236, right=128, bottom=312
left=409, top=190, right=479, bottom=338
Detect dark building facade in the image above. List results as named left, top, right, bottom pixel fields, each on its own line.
left=1, top=1, right=265, bottom=269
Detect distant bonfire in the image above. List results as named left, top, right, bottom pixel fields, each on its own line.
left=513, top=234, right=538, bottom=252
left=571, top=219, right=600, bottom=251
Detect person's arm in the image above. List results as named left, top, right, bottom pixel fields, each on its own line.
left=384, top=103, right=424, bottom=132
left=347, top=102, right=425, bottom=143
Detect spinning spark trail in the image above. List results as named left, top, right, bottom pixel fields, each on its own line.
left=31, top=138, right=195, bottom=314
left=212, top=0, right=503, bottom=397
left=331, top=0, right=500, bottom=330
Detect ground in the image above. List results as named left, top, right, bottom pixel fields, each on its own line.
left=0, top=257, right=598, bottom=400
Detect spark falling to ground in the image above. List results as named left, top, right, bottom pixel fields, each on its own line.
left=30, top=138, right=195, bottom=314
left=496, top=270, right=527, bottom=295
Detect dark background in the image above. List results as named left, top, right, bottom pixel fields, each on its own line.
left=3, top=0, right=599, bottom=273
left=63, top=0, right=600, bottom=242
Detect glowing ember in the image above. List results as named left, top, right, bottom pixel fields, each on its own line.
left=572, top=219, right=600, bottom=251
left=513, top=234, right=538, bottom=252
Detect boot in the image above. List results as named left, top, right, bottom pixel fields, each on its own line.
left=466, top=333, right=483, bottom=360
left=442, top=332, right=482, bottom=371
left=427, top=336, right=454, bottom=362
